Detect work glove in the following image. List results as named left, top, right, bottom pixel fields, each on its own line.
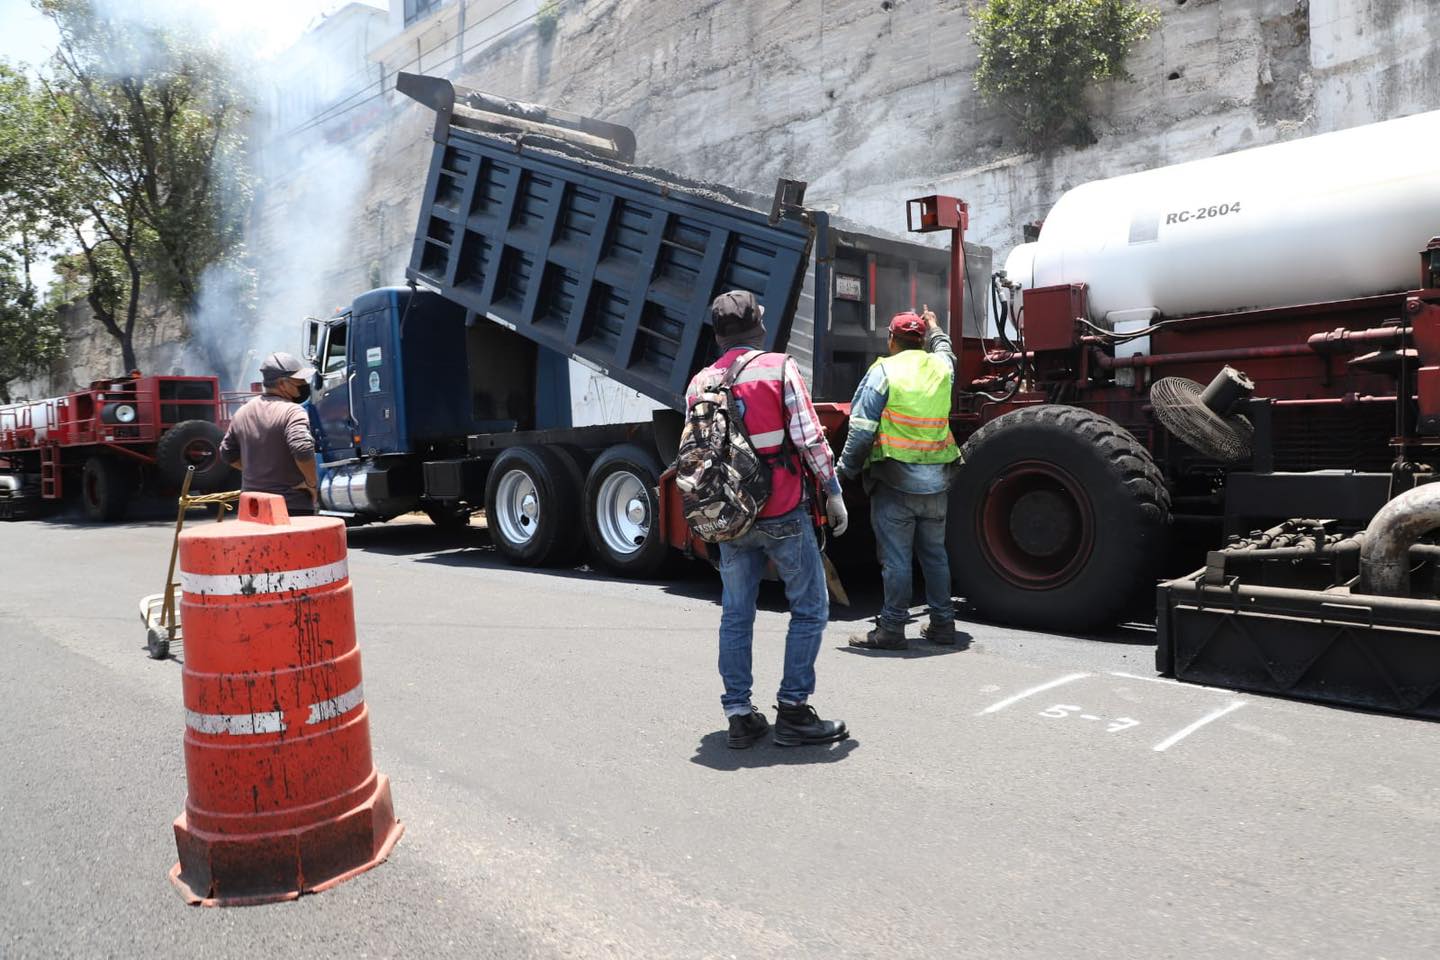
left=825, top=492, right=849, bottom=537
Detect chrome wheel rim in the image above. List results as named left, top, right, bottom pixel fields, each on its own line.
left=596, top=470, right=649, bottom=556
left=494, top=468, right=540, bottom=545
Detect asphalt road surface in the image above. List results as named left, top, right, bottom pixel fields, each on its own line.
left=2, top=510, right=1438, bottom=959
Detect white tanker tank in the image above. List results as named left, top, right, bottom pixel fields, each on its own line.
left=1002, top=109, right=1440, bottom=326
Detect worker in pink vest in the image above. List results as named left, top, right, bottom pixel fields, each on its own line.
left=685, top=291, right=851, bottom=749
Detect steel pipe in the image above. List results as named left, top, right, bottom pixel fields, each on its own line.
left=1358, top=483, right=1440, bottom=596
left=1306, top=326, right=1408, bottom=353
left=1088, top=342, right=1313, bottom=369
left=1270, top=395, right=1397, bottom=408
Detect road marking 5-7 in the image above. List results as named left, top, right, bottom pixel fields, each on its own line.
left=1038, top=703, right=1139, bottom=732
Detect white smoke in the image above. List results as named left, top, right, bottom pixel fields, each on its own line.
left=73, top=0, right=393, bottom=388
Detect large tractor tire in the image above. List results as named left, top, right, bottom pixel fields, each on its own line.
left=484, top=444, right=584, bottom=567
left=583, top=443, right=669, bottom=579
left=81, top=456, right=136, bottom=522
left=155, top=420, right=234, bottom=492
left=949, top=405, right=1170, bottom=631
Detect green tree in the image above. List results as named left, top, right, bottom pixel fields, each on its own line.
left=0, top=262, right=63, bottom=404
left=972, top=0, right=1161, bottom=149
left=0, top=62, right=66, bottom=402
left=34, top=0, right=251, bottom=375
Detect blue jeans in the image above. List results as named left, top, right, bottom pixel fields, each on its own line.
left=870, top=484, right=954, bottom=628
left=716, top=506, right=828, bottom=717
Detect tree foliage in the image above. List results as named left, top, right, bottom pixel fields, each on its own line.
left=0, top=265, right=63, bottom=404
left=0, top=0, right=252, bottom=379
left=0, top=62, right=65, bottom=403
left=972, top=0, right=1161, bottom=149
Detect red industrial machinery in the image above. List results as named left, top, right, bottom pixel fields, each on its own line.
left=892, top=109, right=1440, bottom=632
left=0, top=374, right=234, bottom=521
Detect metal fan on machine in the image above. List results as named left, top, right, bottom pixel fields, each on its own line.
left=1150, top=366, right=1257, bottom=463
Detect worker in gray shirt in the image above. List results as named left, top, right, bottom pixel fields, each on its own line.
left=219, top=352, right=320, bottom=515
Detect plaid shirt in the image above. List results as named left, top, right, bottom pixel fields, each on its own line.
left=685, top=348, right=842, bottom=497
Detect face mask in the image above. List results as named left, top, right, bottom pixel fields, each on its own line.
left=293, top=382, right=311, bottom=404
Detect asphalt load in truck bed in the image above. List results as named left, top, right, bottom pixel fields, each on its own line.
left=459, top=117, right=931, bottom=249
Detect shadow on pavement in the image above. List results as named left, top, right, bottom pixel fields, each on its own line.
left=27, top=498, right=213, bottom=530
left=835, top=632, right=974, bottom=658
left=689, top=731, right=859, bottom=770
left=340, top=519, right=1160, bottom=647
left=342, top=520, right=726, bottom=598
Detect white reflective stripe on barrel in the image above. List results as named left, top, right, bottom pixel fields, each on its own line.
left=179, top=558, right=349, bottom=596
left=186, top=683, right=364, bottom=736
left=306, top=684, right=364, bottom=725
left=185, top=709, right=287, bottom=735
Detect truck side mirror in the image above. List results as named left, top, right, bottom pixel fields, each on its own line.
left=301, top=317, right=324, bottom=363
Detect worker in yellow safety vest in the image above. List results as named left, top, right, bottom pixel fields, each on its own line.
left=838, top=308, right=962, bottom=650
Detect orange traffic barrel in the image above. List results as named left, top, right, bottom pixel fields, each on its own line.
left=169, top=492, right=402, bottom=906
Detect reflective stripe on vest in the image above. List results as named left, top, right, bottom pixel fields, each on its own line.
left=707, top=349, right=802, bottom=517
left=868, top=350, right=960, bottom=465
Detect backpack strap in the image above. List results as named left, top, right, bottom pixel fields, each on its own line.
left=720, top=349, right=766, bottom=389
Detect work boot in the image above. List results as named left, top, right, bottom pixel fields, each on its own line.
left=773, top=702, right=849, bottom=747
left=727, top=708, right=770, bottom=749
left=848, top=621, right=907, bottom=650
left=920, top=617, right=957, bottom=645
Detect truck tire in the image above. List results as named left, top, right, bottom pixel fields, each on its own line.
left=484, top=445, right=583, bottom=566
left=583, top=443, right=668, bottom=579
left=155, top=420, right=233, bottom=492
left=950, top=405, right=1170, bottom=631
left=81, top=456, right=135, bottom=522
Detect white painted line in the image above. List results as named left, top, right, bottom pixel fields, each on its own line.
left=977, top=673, right=1091, bottom=716
left=1109, top=671, right=1239, bottom=695
left=1109, top=670, right=1182, bottom=686
left=1152, top=700, right=1247, bottom=753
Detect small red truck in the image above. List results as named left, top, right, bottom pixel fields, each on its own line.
left=0, top=374, right=234, bottom=521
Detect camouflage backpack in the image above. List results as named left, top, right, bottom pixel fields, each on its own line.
left=676, top=351, right=773, bottom=543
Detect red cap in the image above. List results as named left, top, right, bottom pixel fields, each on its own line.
left=889, top=312, right=926, bottom=337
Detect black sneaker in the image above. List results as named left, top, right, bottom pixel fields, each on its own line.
left=727, top=708, right=770, bottom=749
left=848, top=622, right=907, bottom=650
left=773, top=702, right=849, bottom=747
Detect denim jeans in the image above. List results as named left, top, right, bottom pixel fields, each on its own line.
left=870, top=484, right=954, bottom=628
left=716, top=506, right=828, bottom=717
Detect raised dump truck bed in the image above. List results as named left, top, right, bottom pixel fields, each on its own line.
left=398, top=73, right=988, bottom=411
left=402, top=73, right=814, bottom=412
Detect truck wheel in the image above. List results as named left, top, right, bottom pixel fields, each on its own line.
left=484, top=445, right=583, bottom=566
left=155, top=420, right=233, bottom=492
left=950, top=405, right=1170, bottom=631
left=81, top=456, right=135, bottom=522
left=583, top=443, right=668, bottom=578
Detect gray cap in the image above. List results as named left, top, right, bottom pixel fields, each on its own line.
left=259, top=351, right=316, bottom=384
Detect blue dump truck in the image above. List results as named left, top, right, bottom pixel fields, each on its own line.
left=302, top=73, right=989, bottom=579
